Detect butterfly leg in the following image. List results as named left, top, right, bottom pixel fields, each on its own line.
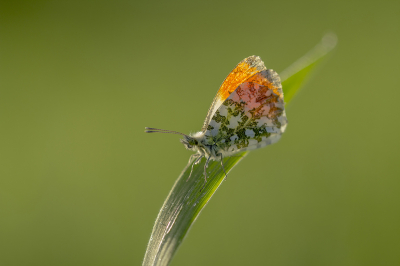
left=186, top=154, right=202, bottom=182
left=219, top=153, right=228, bottom=181
left=201, top=156, right=211, bottom=191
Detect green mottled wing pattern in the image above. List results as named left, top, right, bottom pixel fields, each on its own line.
left=204, top=69, right=287, bottom=156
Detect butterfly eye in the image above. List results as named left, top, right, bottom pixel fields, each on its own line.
left=188, top=139, right=198, bottom=146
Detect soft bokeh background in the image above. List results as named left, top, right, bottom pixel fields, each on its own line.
left=1, top=1, right=399, bottom=265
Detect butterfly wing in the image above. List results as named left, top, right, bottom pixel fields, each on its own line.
left=204, top=68, right=287, bottom=155
left=201, top=55, right=267, bottom=132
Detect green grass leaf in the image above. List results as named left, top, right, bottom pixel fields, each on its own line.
left=142, top=33, right=337, bottom=266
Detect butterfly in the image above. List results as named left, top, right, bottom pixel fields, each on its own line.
left=145, top=55, right=288, bottom=188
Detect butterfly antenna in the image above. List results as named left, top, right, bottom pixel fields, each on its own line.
left=144, top=127, right=190, bottom=138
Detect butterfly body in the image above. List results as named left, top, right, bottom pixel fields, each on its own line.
left=146, top=55, right=287, bottom=186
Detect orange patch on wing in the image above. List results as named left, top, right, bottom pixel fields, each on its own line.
left=217, top=57, right=264, bottom=102
left=247, top=73, right=283, bottom=98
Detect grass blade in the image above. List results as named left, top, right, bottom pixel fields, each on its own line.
left=280, top=32, right=337, bottom=103
left=142, top=33, right=337, bottom=266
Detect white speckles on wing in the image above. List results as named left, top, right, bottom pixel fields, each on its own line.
left=211, top=122, right=220, bottom=135
left=256, top=117, right=273, bottom=127
left=278, top=114, right=288, bottom=127
left=245, top=129, right=255, bottom=138
left=227, top=115, right=240, bottom=129
left=265, top=126, right=281, bottom=133
left=230, top=135, right=238, bottom=142
left=218, top=106, right=228, bottom=117
left=242, top=133, right=282, bottom=151
left=247, top=139, right=259, bottom=147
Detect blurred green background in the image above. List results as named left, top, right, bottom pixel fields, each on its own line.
left=1, top=1, right=399, bottom=265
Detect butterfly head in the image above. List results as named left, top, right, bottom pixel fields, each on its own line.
left=180, top=135, right=199, bottom=151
